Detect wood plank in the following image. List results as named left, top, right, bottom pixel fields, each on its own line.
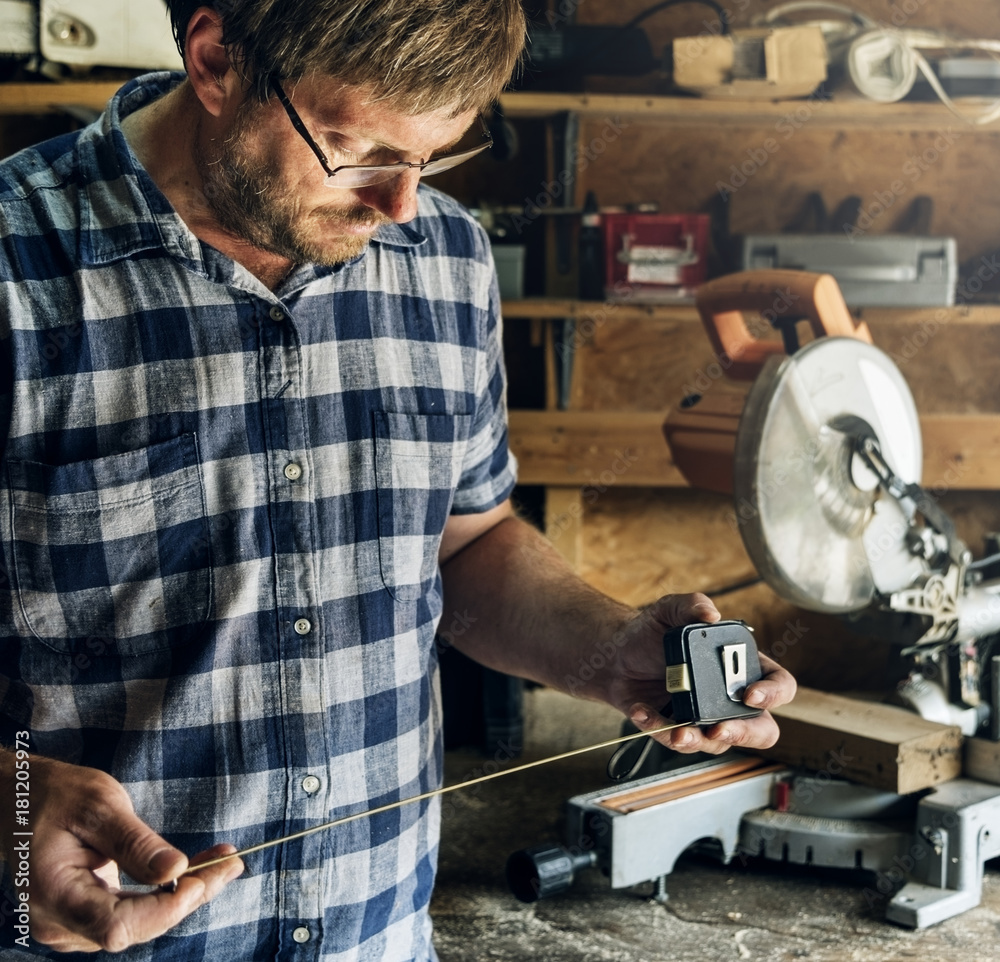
left=508, top=410, right=1000, bottom=490
left=501, top=91, right=1000, bottom=131
left=965, top=737, right=1000, bottom=786
left=545, top=487, right=584, bottom=570
left=764, top=687, right=963, bottom=794
left=600, top=757, right=768, bottom=811
left=921, top=416, right=1000, bottom=489
left=0, top=81, right=122, bottom=114
left=858, top=306, right=1000, bottom=328
left=509, top=410, right=682, bottom=487
left=502, top=299, right=699, bottom=322
left=501, top=300, right=1000, bottom=328
left=556, top=312, right=1000, bottom=415
left=599, top=760, right=786, bottom=814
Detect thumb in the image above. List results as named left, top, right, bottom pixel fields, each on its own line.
left=649, top=592, right=720, bottom=629
left=74, top=792, right=188, bottom=885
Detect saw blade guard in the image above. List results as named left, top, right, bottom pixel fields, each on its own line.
left=734, top=336, right=923, bottom=613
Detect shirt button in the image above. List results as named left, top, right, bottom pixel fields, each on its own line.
left=301, top=775, right=322, bottom=794
left=269, top=306, right=286, bottom=322
left=284, top=462, right=303, bottom=482
left=292, top=926, right=311, bottom=944
left=294, top=618, right=312, bottom=636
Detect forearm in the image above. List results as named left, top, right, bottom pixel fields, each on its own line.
left=439, top=515, right=634, bottom=703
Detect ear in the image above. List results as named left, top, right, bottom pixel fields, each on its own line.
left=184, top=6, right=242, bottom=118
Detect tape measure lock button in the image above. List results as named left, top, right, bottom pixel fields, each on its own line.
left=666, top=663, right=692, bottom=693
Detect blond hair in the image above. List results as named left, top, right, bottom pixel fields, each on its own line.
left=167, top=0, right=526, bottom=114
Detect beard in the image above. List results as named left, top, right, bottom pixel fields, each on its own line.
left=194, top=97, right=391, bottom=266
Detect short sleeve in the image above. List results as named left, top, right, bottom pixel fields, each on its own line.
left=450, top=228, right=518, bottom=514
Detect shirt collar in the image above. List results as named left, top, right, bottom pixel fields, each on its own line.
left=372, top=221, right=427, bottom=249
left=77, top=72, right=427, bottom=275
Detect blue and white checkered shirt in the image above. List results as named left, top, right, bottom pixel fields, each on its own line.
left=0, top=72, right=516, bottom=961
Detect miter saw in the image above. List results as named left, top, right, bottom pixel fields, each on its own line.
left=506, top=270, right=1000, bottom=928
left=665, top=269, right=1000, bottom=733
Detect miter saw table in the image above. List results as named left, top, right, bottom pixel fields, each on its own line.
left=507, top=270, right=1000, bottom=928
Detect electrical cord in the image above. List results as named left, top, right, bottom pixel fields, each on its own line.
left=759, top=2, right=1000, bottom=125
left=622, top=0, right=730, bottom=34
left=529, top=0, right=730, bottom=78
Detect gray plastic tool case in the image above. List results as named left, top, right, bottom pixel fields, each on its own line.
left=742, top=234, right=957, bottom=307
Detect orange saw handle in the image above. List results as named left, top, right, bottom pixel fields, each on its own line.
left=696, top=270, right=872, bottom=380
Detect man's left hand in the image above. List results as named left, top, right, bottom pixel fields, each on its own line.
left=603, top=592, right=797, bottom=756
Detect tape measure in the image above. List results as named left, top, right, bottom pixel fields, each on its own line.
left=170, top=620, right=765, bottom=885
left=664, top=620, right=763, bottom=725
left=608, top=621, right=764, bottom=780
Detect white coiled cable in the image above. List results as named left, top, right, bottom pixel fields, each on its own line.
left=760, top=1, right=1000, bottom=125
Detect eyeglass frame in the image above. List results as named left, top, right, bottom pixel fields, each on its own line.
left=268, top=77, right=493, bottom=188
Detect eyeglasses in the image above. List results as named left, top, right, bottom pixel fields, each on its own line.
left=269, top=78, right=493, bottom=189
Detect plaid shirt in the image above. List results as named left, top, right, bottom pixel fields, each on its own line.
left=0, top=73, right=515, bottom=961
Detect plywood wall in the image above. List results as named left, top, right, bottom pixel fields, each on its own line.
left=536, top=0, right=1000, bottom=686
left=575, top=123, right=1000, bottom=275
left=553, top=307, right=1000, bottom=687
left=558, top=0, right=1000, bottom=271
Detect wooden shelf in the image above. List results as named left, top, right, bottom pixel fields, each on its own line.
left=0, top=81, right=123, bottom=114
left=501, top=298, right=697, bottom=322
left=502, top=298, right=1000, bottom=326
left=500, top=90, right=1000, bottom=132
left=2, top=82, right=996, bottom=133
left=509, top=410, right=1000, bottom=490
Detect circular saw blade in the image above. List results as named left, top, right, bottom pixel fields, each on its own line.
left=734, top=337, right=922, bottom=613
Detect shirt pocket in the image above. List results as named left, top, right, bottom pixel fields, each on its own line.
left=373, top=411, right=472, bottom=602
left=7, top=433, right=212, bottom=656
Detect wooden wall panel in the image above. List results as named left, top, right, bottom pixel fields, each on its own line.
left=575, top=486, right=892, bottom=691
left=576, top=486, right=1000, bottom=691
left=565, top=312, right=1000, bottom=414
left=576, top=122, right=1000, bottom=273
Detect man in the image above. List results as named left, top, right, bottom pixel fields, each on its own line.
left=0, top=1, right=796, bottom=958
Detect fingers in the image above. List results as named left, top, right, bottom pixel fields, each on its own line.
left=629, top=701, right=784, bottom=755
left=647, top=592, right=721, bottom=629
left=187, top=843, right=245, bottom=886
left=35, top=844, right=243, bottom=954
left=628, top=703, right=728, bottom=756
left=701, top=712, right=782, bottom=752
left=743, top=652, right=797, bottom=713
left=68, top=777, right=188, bottom=887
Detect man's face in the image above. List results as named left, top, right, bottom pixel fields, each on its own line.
left=195, top=76, right=479, bottom=266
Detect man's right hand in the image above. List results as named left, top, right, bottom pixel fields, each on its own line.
left=0, top=751, right=243, bottom=953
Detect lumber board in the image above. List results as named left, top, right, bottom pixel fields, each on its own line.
left=506, top=313, right=1000, bottom=415
left=598, top=759, right=784, bottom=814
left=502, top=299, right=699, bottom=323
left=501, top=91, right=1000, bottom=131
left=501, top=300, right=1000, bottom=327
left=545, top=487, right=583, bottom=569
left=964, top=737, right=1000, bottom=786
left=764, top=687, right=962, bottom=795
left=508, top=410, right=1000, bottom=490
left=509, top=410, right=682, bottom=487
left=0, top=82, right=121, bottom=114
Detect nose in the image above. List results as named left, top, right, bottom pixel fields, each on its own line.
left=355, top=169, right=421, bottom=224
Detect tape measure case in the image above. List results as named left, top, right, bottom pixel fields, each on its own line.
left=663, top=621, right=764, bottom=725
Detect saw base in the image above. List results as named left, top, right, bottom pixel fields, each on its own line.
left=540, top=756, right=1000, bottom=929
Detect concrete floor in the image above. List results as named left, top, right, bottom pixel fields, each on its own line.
left=431, top=689, right=1000, bottom=962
